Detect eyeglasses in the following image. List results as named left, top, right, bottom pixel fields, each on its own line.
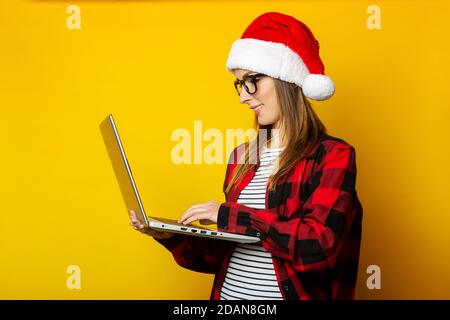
left=234, top=73, right=267, bottom=96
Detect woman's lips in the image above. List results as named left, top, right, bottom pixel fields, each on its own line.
left=254, top=105, right=263, bottom=115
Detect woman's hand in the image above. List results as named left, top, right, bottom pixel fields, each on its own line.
left=129, top=210, right=174, bottom=240
left=178, top=201, right=221, bottom=225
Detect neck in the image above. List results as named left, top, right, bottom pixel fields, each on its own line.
left=268, top=125, right=285, bottom=149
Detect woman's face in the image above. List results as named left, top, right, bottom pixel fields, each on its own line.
left=232, top=69, right=281, bottom=128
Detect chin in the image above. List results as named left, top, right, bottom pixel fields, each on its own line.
left=257, top=119, right=275, bottom=126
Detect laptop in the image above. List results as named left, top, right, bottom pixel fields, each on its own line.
left=99, top=114, right=260, bottom=244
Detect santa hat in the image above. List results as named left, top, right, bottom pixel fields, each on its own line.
left=226, top=12, right=335, bottom=101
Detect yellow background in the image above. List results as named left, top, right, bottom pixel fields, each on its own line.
left=0, top=0, right=449, bottom=299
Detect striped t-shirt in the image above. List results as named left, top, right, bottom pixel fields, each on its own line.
left=220, top=145, right=284, bottom=300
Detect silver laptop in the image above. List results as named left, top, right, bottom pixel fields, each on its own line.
left=99, top=114, right=260, bottom=244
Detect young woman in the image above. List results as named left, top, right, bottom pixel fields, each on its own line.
left=130, top=12, right=363, bottom=300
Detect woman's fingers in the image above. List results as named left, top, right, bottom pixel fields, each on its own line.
left=178, top=207, right=208, bottom=224
left=130, top=211, right=139, bottom=224
left=179, top=203, right=213, bottom=220
left=130, top=216, right=140, bottom=228
left=182, top=212, right=211, bottom=226
left=128, top=210, right=173, bottom=239
left=130, top=210, right=147, bottom=233
left=178, top=201, right=220, bottom=224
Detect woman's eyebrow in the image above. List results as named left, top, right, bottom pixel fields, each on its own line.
left=235, top=72, right=256, bottom=81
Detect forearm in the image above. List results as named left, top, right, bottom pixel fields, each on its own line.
left=154, top=233, right=234, bottom=274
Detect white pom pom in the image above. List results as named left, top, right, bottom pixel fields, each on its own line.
left=302, top=74, right=335, bottom=101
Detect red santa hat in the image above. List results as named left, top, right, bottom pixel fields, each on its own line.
left=226, top=12, right=335, bottom=101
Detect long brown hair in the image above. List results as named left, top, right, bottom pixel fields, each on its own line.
left=224, top=78, right=328, bottom=195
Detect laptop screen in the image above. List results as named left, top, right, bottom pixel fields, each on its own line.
left=99, top=114, right=149, bottom=226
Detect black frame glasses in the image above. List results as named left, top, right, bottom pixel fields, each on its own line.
left=234, top=73, right=267, bottom=96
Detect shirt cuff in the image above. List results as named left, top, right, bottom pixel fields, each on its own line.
left=217, top=202, right=232, bottom=232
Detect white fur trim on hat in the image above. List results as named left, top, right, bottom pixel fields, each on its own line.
left=226, top=38, right=309, bottom=86
left=302, top=74, right=335, bottom=101
left=226, top=38, right=335, bottom=101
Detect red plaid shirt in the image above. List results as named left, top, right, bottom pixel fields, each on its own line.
left=156, top=134, right=363, bottom=300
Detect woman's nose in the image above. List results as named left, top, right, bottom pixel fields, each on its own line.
left=239, top=87, right=252, bottom=104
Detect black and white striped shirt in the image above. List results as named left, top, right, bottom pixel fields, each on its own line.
left=220, top=146, right=284, bottom=300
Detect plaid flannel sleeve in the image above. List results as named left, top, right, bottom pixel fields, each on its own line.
left=154, top=234, right=234, bottom=274
left=217, top=144, right=358, bottom=272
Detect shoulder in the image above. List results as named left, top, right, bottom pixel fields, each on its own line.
left=306, top=134, right=356, bottom=164
left=319, top=134, right=355, bottom=152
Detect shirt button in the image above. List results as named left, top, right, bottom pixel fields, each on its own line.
left=256, top=232, right=261, bottom=238
left=284, top=285, right=290, bottom=292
